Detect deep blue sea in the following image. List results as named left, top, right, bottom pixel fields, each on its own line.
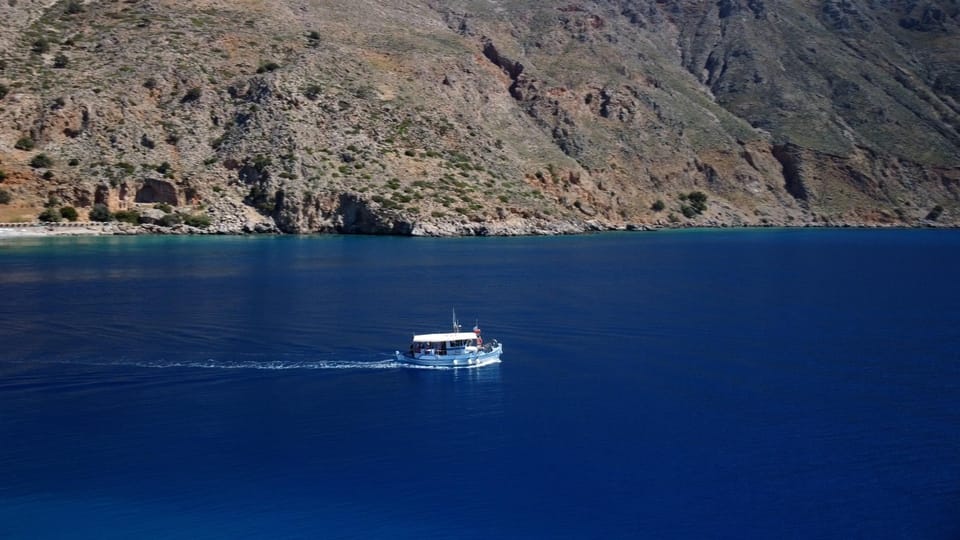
left=1, top=230, right=959, bottom=539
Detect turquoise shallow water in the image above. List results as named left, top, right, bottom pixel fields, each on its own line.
left=1, top=230, right=959, bottom=538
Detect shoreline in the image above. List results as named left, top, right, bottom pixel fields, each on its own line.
left=0, top=220, right=952, bottom=239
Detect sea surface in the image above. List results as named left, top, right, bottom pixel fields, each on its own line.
left=1, top=230, right=958, bottom=539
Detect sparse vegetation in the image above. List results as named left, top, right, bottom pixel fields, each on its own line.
left=246, top=185, right=276, bottom=214
left=114, top=162, right=135, bottom=175
left=38, top=207, right=61, bottom=222
left=60, top=206, right=78, bottom=221
left=158, top=213, right=183, bottom=227
left=30, top=154, right=53, bottom=168
left=303, top=84, right=322, bottom=100
left=154, top=203, right=173, bottom=213
left=679, top=191, right=708, bottom=218
left=252, top=155, right=271, bottom=170
left=31, top=38, right=51, bottom=54
left=112, top=210, right=140, bottom=224
left=256, top=61, right=280, bottom=74
left=0, top=189, right=11, bottom=205
left=182, top=87, right=202, bottom=103
left=184, top=213, right=212, bottom=228
left=89, top=204, right=111, bottom=222
left=0, top=1, right=952, bottom=233
left=926, top=205, right=944, bottom=221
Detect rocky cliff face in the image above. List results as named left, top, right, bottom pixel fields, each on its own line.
left=0, top=0, right=957, bottom=233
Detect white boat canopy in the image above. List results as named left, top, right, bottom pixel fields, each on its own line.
left=412, top=332, right=479, bottom=342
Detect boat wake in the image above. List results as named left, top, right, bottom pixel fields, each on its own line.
left=127, top=357, right=406, bottom=370
left=6, top=353, right=501, bottom=371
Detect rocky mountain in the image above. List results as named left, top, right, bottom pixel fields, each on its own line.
left=0, top=0, right=958, bottom=234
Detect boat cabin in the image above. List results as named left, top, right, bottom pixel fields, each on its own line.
left=408, top=331, right=483, bottom=357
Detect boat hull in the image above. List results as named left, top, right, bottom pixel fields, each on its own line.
left=396, top=344, right=503, bottom=368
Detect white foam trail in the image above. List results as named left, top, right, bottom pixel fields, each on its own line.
left=129, top=358, right=404, bottom=370
left=11, top=355, right=502, bottom=371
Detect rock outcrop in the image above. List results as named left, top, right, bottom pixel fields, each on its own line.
left=0, top=0, right=957, bottom=233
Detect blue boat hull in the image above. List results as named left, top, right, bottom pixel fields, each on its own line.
left=396, top=343, right=503, bottom=368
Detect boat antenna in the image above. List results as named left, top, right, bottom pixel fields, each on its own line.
left=452, top=308, right=460, bottom=332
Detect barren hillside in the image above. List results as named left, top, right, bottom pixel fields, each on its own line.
left=1, top=0, right=958, bottom=233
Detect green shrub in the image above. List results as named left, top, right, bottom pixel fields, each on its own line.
left=155, top=161, right=171, bottom=175
left=184, top=213, right=211, bottom=228
left=256, top=62, right=280, bottom=74
left=926, top=205, right=944, bottom=221
left=0, top=84, right=8, bottom=99
left=30, top=154, right=53, bottom=168
left=651, top=199, right=666, bottom=212
left=158, top=213, right=183, bottom=227
left=144, top=77, right=158, bottom=90
left=303, top=84, right=322, bottom=100
left=154, top=202, right=173, bottom=213
left=112, top=210, right=140, bottom=224
left=42, top=171, right=54, bottom=180
left=14, top=137, right=35, bottom=150
left=182, top=87, right=202, bottom=103
left=38, top=207, right=61, bottom=222
left=678, top=191, right=707, bottom=217
left=114, top=161, right=135, bottom=175
left=60, top=206, right=78, bottom=221
left=0, top=169, right=6, bottom=182
left=252, top=155, right=271, bottom=170
left=688, top=191, right=708, bottom=213
left=68, top=158, right=79, bottom=167
left=89, top=203, right=112, bottom=222
left=0, top=188, right=11, bottom=204
left=53, top=53, right=69, bottom=68
left=246, top=186, right=276, bottom=214
left=31, top=39, right=50, bottom=54
left=65, top=1, right=83, bottom=14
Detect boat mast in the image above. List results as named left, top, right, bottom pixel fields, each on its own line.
left=452, top=308, right=460, bottom=333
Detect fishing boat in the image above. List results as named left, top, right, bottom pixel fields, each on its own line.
left=396, top=311, right=503, bottom=367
